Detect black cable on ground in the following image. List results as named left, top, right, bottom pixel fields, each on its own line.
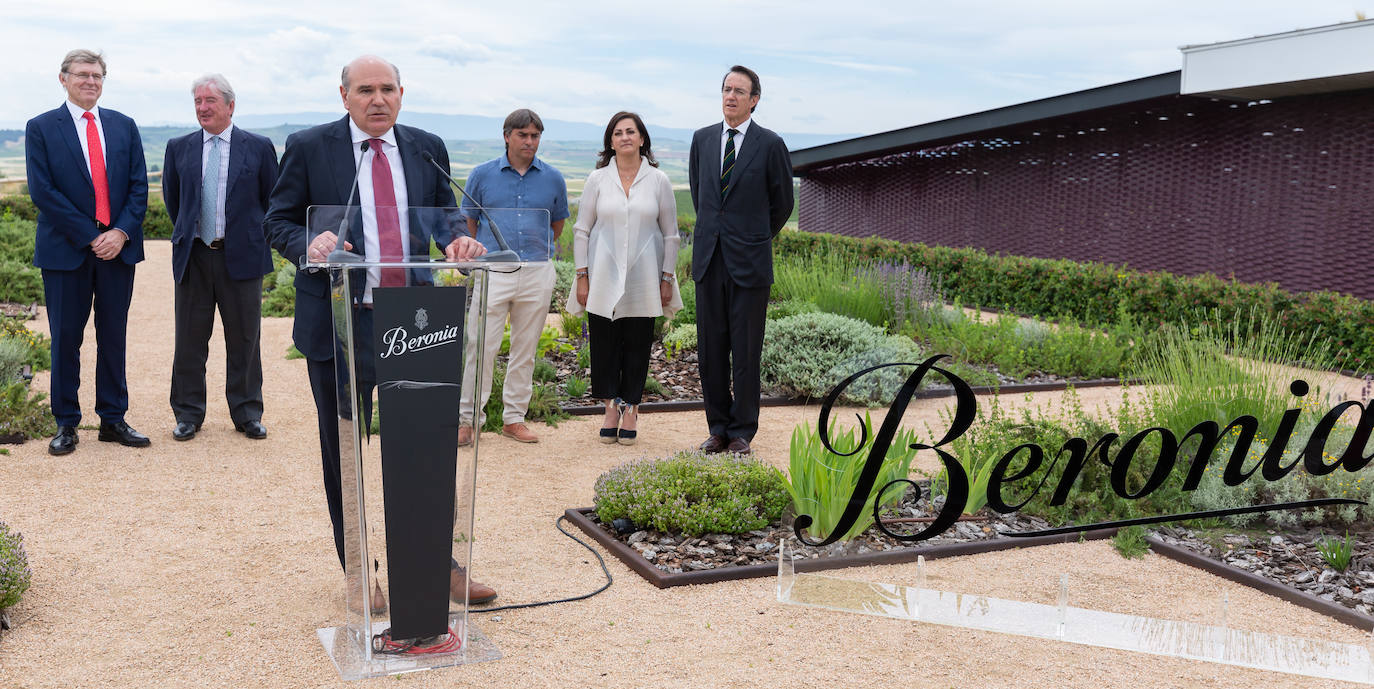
left=467, top=514, right=613, bottom=614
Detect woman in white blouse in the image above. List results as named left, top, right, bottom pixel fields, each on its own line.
left=566, top=111, right=682, bottom=445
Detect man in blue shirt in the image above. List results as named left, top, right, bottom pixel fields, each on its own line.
left=458, top=109, right=568, bottom=445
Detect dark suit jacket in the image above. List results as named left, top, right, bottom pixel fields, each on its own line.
left=25, top=103, right=147, bottom=270
left=162, top=125, right=279, bottom=282
left=687, top=121, right=793, bottom=288
left=263, top=116, right=459, bottom=361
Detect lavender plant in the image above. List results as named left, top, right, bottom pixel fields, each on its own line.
left=0, top=520, right=31, bottom=610
left=858, top=260, right=946, bottom=334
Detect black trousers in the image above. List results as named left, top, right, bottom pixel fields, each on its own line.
left=694, top=248, right=770, bottom=441
left=588, top=313, right=655, bottom=405
left=307, top=307, right=375, bottom=571
left=170, top=241, right=264, bottom=426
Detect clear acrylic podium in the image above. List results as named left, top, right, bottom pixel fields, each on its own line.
left=303, top=205, right=550, bottom=680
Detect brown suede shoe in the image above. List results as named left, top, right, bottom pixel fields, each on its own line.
left=501, top=422, right=538, bottom=443
left=699, top=434, right=728, bottom=454
left=450, top=566, right=498, bottom=605
left=726, top=437, right=752, bottom=455
left=458, top=425, right=474, bottom=447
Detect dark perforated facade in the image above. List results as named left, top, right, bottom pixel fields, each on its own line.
left=797, top=89, right=1374, bottom=299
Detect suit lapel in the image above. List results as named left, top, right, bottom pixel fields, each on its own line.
left=708, top=123, right=723, bottom=201
left=394, top=124, right=424, bottom=209
left=326, top=116, right=357, bottom=205
left=54, top=105, right=93, bottom=187
left=225, top=125, right=243, bottom=201
left=729, top=122, right=763, bottom=191
left=99, top=108, right=126, bottom=187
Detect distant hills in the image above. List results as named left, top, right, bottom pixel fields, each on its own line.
left=231, top=111, right=855, bottom=150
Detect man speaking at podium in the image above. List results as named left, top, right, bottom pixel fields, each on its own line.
left=264, top=55, right=495, bottom=611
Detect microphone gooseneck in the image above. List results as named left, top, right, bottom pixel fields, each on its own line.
left=326, top=140, right=371, bottom=263
left=420, top=150, right=520, bottom=262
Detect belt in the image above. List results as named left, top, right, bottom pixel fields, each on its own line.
left=201, top=238, right=224, bottom=250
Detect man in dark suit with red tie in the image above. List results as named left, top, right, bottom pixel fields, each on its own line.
left=25, top=49, right=150, bottom=455
left=264, top=55, right=494, bottom=610
left=688, top=65, right=794, bottom=456
left=162, top=74, right=279, bottom=442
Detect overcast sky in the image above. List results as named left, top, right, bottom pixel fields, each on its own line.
left=0, top=2, right=1367, bottom=136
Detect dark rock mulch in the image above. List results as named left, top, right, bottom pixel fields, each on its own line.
left=1151, top=525, right=1374, bottom=615
left=589, top=492, right=1057, bottom=574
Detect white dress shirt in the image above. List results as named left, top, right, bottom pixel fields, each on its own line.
left=201, top=126, right=232, bottom=240
left=568, top=157, right=682, bottom=320
left=347, top=120, right=411, bottom=302
left=64, top=100, right=106, bottom=180
left=720, top=117, right=752, bottom=165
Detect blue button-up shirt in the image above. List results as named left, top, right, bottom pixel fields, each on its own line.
left=461, top=154, right=569, bottom=261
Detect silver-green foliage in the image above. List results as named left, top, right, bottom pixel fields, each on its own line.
left=593, top=452, right=790, bottom=536
left=662, top=324, right=696, bottom=359
left=761, top=312, right=921, bottom=405
left=0, top=338, right=29, bottom=385
left=0, top=520, right=31, bottom=610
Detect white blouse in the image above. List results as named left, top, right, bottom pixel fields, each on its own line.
left=567, top=157, right=683, bottom=320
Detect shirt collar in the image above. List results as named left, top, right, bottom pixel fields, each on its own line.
left=202, top=125, right=233, bottom=143
left=501, top=153, right=542, bottom=172
left=65, top=100, right=98, bottom=123
left=723, top=118, right=752, bottom=137
left=349, top=119, right=397, bottom=149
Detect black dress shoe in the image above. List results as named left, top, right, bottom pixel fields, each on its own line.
left=48, top=426, right=78, bottom=456
left=725, top=437, right=752, bottom=455
left=98, top=421, right=151, bottom=448
left=235, top=420, right=267, bottom=439
left=172, top=421, right=199, bottom=441
left=699, top=435, right=728, bottom=454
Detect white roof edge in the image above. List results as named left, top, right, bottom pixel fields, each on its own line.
left=1180, top=18, right=1374, bottom=53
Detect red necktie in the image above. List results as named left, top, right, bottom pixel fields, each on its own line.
left=368, top=138, right=405, bottom=288
left=82, top=111, right=110, bottom=226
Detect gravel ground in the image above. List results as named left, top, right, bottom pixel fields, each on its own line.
left=0, top=241, right=1370, bottom=689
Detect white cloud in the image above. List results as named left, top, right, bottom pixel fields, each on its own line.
left=418, top=35, right=494, bottom=66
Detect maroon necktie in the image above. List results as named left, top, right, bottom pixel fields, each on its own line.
left=83, top=112, right=110, bottom=226
left=368, top=138, right=405, bottom=287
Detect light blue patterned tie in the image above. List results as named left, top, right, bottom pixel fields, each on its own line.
left=199, top=136, right=221, bottom=245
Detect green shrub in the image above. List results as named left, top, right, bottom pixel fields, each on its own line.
left=550, top=259, right=575, bottom=313
left=766, top=298, right=820, bottom=321
left=559, top=309, right=586, bottom=341
left=261, top=258, right=296, bottom=318
left=761, top=311, right=922, bottom=404
left=143, top=195, right=173, bottom=239
left=593, top=451, right=790, bottom=536
left=0, top=318, right=50, bottom=371
left=0, top=381, right=57, bottom=442
left=0, top=263, right=43, bottom=305
left=772, top=251, right=888, bottom=329
left=670, top=277, right=695, bottom=328
left=532, top=358, right=556, bottom=383
left=663, top=323, right=696, bottom=359
left=1112, top=525, right=1151, bottom=559
left=0, top=520, right=31, bottom=610
left=0, top=196, right=38, bottom=222
left=774, top=229, right=1374, bottom=373
left=785, top=412, right=917, bottom=541
left=643, top=375, right=666, bottom=397
left=1316, top=532, right=1355, bottom=571
left=528, top=382, right=569, bottom=426
left=0, top=338, right=28, bottom=385
left=481, top=362, right=506, bottom=432
left=0, top=213, right=37, bottom=265
left=565, top=375, right=588, bottom=399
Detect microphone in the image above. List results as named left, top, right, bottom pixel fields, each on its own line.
left=420, top=150, right=519, bottom=262
left=327, top=140, right=370, bottom=263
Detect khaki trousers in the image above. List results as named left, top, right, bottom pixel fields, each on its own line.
left=459, top=262, right=556, bottom=426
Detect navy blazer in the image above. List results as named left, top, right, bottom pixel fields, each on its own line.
left=687, top=121, right=794, bottom=289
left=162, top=125, right=279, bottom=282
left=25, top=103, right=147, bottom=270
left=263, top=116, right=459, bottom=361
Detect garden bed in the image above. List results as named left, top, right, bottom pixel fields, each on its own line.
left=565, top=504, right=1116, bottom=588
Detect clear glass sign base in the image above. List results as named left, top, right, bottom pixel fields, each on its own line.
left=776, top=544, right=1374, bottom=685
left=317, top=614, right=501, bottom=680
